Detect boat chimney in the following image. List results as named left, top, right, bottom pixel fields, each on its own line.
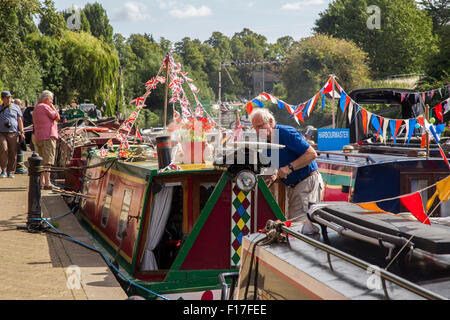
left=156, top=135, right=172, bottom=169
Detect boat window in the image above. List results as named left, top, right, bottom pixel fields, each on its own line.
left=440, top=198, right=450, bottom=217
left=199, top=183, right=216, bottom=213
left=117, top=188, right=133, bottom=240
left=101, top=182, right=114, bottom=227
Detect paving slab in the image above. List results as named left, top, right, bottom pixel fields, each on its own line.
left=0, top=170, right=127, bottom=300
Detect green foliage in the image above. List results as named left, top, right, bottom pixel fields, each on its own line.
left=38, top=0, right=67, bottom=38
left=59, top=30, right=119, bottom=115
left=0, top=0, right=43, bottom=102
left=83, top=2, right=114, bottom=45
left=314, top=0, right=438, bottom=78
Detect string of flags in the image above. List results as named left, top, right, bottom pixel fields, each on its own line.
left=357, top=175, right=450, bottom=225
left=98, top=53, right=217, bottom=159
left=247, top=76, right=450, bottom=168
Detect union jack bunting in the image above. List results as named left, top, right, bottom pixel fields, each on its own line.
left=130, top=96, right=145, bottom=106
left=195, top=105, right=204, bottom=117
left=181, top=106, right=192, bottom=118
left=99, top=147, right=108, bottom=158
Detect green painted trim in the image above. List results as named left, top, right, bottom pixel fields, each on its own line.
left=130, top=269, right=234, bottom=299
left=130, top=170, right=158, bottom=272
left=165, top=173, right=231, bottom=279
left=257, top=177, right=287, bottom=222
left=320, top=172, right=355, bottom=187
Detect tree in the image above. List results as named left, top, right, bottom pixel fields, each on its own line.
left=60, top=30, right=119, bottom=115
left=82, top=2, right=114, bottom=45
left=0, top=0, right=43, bottom=102
left=38, top=0, right=67, bottom=38
left=277, top=34, right=371, bottom=128
left=25, top=33, right=67, bottom=101
left=418, top=0, right=450, bottom=30
left=314, top=0, right=438, bottom=77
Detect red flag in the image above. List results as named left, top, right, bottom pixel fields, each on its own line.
left=400, top=193, right=430, bottom=225
left=322, top=78, right=333, bottom=94
left=361, top=109, right=368, bottom=133
left=435, top=103, right=443, bottom=123
left=246, top=102, right=253, bottom=114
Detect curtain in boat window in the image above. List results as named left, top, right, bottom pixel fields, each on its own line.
left=141, top=186, right=174, bottom=270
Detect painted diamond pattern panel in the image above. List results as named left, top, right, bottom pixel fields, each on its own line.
left=231, top=182, right=252, bottom=267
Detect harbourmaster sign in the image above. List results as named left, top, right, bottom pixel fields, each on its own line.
left=317, top=128, right=350, bottom=151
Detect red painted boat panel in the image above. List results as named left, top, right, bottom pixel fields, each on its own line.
left=180, top=181, right=232, bottom=270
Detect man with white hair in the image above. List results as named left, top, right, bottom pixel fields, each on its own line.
left=32, top=90, right=60, bottom=189
left=250, top=108, right=323, bottom=234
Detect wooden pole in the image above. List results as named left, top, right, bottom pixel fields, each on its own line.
left=163, top=55, right=170, bottom=131
left=425, top=104, right=430, bottom=158
left=218, top=62, right=222, bottom=129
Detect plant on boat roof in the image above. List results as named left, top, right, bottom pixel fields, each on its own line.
left=169, top=116, right=215, bottom=143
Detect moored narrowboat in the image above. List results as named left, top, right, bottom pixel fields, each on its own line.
left=77, top=144, right=287, bottom=299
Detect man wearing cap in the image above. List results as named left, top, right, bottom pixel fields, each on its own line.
left=0, top=91, right=25, bottom=178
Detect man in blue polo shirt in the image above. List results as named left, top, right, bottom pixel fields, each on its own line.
left=0, top=91, right=25, bottom=178
left=250, top=109, right=323, bottom=234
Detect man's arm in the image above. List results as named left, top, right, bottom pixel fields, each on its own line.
left=277, top=146, right=317, bottom=179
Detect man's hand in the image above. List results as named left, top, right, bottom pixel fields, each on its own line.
left=264, top=174, right=278, bottom=187
left=277, top=166, right=292, bottom=180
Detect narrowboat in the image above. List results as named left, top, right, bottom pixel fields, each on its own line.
left=75, top=141, right=288, bottom=300
left=236, top=204, right=450, bottom=300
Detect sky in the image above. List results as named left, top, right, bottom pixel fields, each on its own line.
left=52, top=0, right=332, bottom=44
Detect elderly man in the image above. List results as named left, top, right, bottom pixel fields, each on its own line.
left=33, top=90, right=60, bottom=189
left=0, top=91, right=25, bottom=178
left=250, top=108, right=323, bottom=234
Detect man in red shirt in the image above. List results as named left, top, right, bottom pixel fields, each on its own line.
left=32, top=90, right=60, bottom=189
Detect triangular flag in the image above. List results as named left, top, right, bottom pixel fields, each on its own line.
left=277, top=99, right=285, bottom=110
left=403, top=119, right=409, bottom=145
left=321, top=78, right=333, bottom=94
left=406, top=118, right=416, bottom=146
left=347, top=101, right=354, bottom=123
left=426, top=176, right=450, bottom=211
left=303, top=99, right=312, bottom=118
left=246, top=102, right=253, bottom=114
left=321, top=94, right=326, bottom=110
left=371, top=115, right=382, bottom=140
left=400, top=193, right=430, bottom=225
left=366, top=111, right=373, bottom=135
left=435, top=103, right=443, bottom=122
left=252, top=99, right=264, bottom=108
left=307, top=93, right=320, bottom=117
left=339, top=91, right=347, bottom=112
left=357, top=202, right=389, bottom=213
left=382, top=118, right=390, bottom=144
left=361, top=108, right=368, bottom=134
left=394, top=120, right=403, bottom=144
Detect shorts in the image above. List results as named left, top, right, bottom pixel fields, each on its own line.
left=34, top=138, right=56, bottom=165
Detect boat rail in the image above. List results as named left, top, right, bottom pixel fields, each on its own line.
left=265, top=220, right=447, bottom=300
left=317, top=151, right=377, bottom=164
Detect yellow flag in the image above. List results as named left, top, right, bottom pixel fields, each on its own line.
left=426, top=176, right=450, bottom=211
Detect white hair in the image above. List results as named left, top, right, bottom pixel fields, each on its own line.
left=249, top=108, right=276, bottom=125
left=38, top=90, right=54, bottom=103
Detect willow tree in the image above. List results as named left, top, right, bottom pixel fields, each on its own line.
left=60, top=30, right=120, bottom=116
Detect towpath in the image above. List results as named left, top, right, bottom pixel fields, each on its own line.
left=0, top=162, right=127, bottom=300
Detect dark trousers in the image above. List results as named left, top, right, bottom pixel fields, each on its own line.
left=0, top=132, right=18, bottom=173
